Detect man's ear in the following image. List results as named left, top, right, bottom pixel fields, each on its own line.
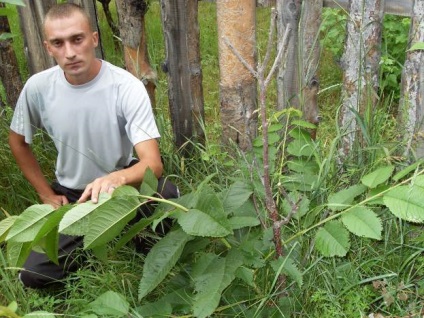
left=92, top=31, right=99, bottom=48
left=43, top=41, right=54, bottom=56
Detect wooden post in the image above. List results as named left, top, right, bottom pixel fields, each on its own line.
left=398, top=0, right=424, bottom=157
left=339, top=0, right=384, bottom=158
left=0, top=3, right=23, bottom=109
left=115, top=0, right=157, bottom=107
left=17, top=0, right=56, bottom=75
left=276, top=0, right=301, bottom=110
left=160, top=0, right=205, bottom=149
left=217, top=0, right=257, bottom=151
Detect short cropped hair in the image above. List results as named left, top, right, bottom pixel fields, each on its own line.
left=44, top=3, right=92, bottom=33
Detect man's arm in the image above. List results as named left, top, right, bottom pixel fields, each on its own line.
left=78, top=139, right=163, bottom=204
left=8, top=130, right=69, bottom=208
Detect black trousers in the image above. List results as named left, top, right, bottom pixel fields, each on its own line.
left=19, top=177, right=179, bottom=289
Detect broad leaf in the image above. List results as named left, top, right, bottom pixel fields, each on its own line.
left=228, top=216, right=260, bottom=230
left=361, top=166, right=394, bottom=188
left=113, top=185, right=140, bottom=197
left=177, top=208, right=232, bottom=237
left=84, top=196, right=140, bottom=249
left=287, top=139, right=314, bottom=157
left=139, top=228, right=193, bottom=300
left=315, top=221, right=350, bottom=257
left=59, top=193, right=110, bottom=235
left=408, top=42, right=424, bottom=51
left=43, top=229, right=59, bottom=265
left=393, top=160, right=424, bottom=181
left=139, top=168, right=158, bottom=197
left=341, top=207, right=382, bottom=240
left=7, top=241, right=32, bottom=267
left=383, top=186, right=424, bottom=223
left=33, top=205, right=71, bottom=244
left=270, top=256, right=303, bottom=287
left=88, top=291, right=129, bottom=317
left=327, top=185, right=367, bottom=211
left=192, top=250, right=243, bottom=318
left=136, top=299, right=173, bottom=318
left=6, top=205, right=55, bottom=242
left=222, top=181, right=253, bottom=215
left=0, top=216, right=18, bottom=242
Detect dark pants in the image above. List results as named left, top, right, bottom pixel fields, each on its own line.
left=19, top=177, right=179, bottom=289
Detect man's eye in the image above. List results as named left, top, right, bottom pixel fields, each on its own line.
left=75, top=37, right=83, bottom=43
left=52, top=42, right=62, bottom=47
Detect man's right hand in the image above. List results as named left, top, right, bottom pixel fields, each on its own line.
left=40, top=193, right=69, bottom=209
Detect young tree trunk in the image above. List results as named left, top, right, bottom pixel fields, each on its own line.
left=0, top=3, right=22, bottom=109
left=97, top=0, right=119, bottom=37
left=115, top=0, right=156, bottom=107
left=160, top=0, right=205, bottom=149
left=339, top=0, right=384, bottom=159
left=276, top=0, right=301, bottom=110
left=398, top=0, right=424, bottom=158
left=217, top=0, right=257, bottom=151
left=17, top=0, right=56, bottom=75
left=68, top=0, right=104, bottom=59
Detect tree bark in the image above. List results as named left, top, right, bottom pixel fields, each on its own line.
left=276, top=0, right=301, bottom=111
left=398, top=0, right=424, bottom=158
left=0, top=3, right=23, bottom=109
left=115, top=0, right=156, bottom=107
left=160, top=0, right=205, bottom=149
left=217, top=0, right=257, bottom=151
left=339, top=0, right=384, bottom=158
left=17, top=0, right=56, bottom=75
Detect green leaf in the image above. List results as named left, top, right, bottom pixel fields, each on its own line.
left=222, top=181, right=253, bottom=215
left=361, top=166, right=394, bottom=188
left=59, top=193, right=110, bottom=235
left=43, top=229, right=59, bottom=264
left=177, top=208, right=232, bottom=237
left=33, top=205, right=71, bottom=244
left=0, top=0, right=26, bottom=6
left=7, top=241, right=32, bottom=267
left=291, top=119, right=317, bottom=129
left=315, top=221, right=350, bottom=257
left=84, top=196, right=140, bottom=249
left=6, top=205, right=55, bottom=242
left=0, top=33, right=15, bottom=40
left=138, top=228, right=193, bottom=300
left=270, top=256, right=303, bottom=287
left=327, top=184, right=367, bottom=211
left=228, top=216, right=260, bottom=230
left=0, top=216, right=18, bottom=242
left=341, top=207, right=382, bottom=240
left=393, top=160, right=423, bottom=181
left=235, top=267, right=255, bottom=287
left=139, top=168, right=158, bottom=196
left=408, top=42, right=424, bottom=51
left=383, top=186, right=424, bottom=223
left=136, top=299, right=173, bottom=318
left=112, top=185, right=140, bottom=197
left=88, top=291, right=129, bottom=317
left=192, top=250, right=243, bottom=318
left=287, top=139, right=314, bottom=157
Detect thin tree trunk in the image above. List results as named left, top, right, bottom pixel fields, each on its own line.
left=160, top=0, right=205, bottom=149
left=398, top=0, right=424, bottom=157
left=276, top=0, right=301, bottom=110
left=339, top=0, right=384, bottom=158
left=97, top=0, right=119, bottom=37
left=0, top=3, right=23, bottom=109
left=217, top=0, right=257, bottom=151
left=18, top=0, right=56, bottom=75
left=115, top=0, right=156, bottom=107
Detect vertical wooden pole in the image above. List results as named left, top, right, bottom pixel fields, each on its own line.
left=398, top=0, right=424, bottom=157
left=160, top=0, right=205, bottom=149
left=217, top=0, right=257, bottom=151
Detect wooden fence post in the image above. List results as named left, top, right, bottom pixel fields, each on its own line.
left=339, top=0, right=384, bottom=158
left=398, top=0, right=424, bottom=157
left=160, top=0, right=205, bottom=149
left=0, top=3, right=22, bottom=109
left=17, top=0, right=56, bottom=75
left=115, top=0, right=156, bottom=107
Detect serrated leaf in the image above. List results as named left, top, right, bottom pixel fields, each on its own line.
left=270, top=256, right=303, bottom=287
left=139, top=168, right=158, bottom=196
left=341, top=207, right=382, bottom=239
left=33, top=205, right=71, bottom=244
left=192, top=250, right=243, bottom=318
left=287, top=139, right=314, bottom=157
left=139, top=228, right=193, bottom=300
left=112, top=185, right=140, bottom=197
left=177, top=208, right=232, bottom=237
left=6, top=205, right=55, bottom=242
left=361, top=166, right=394, bottom=188
left=59, top=193, right=110, bottom=235
left=7, top=241, right=32, bottom=267
left=222, top=181, right=253, bottom=215
left=88, top=291, right=129, bottom=317
left=327, top=184, right=367, bottom=211
left=228, top=216, right=260, bottom=230
left=383, top=186, right=424, bottom=223
left=315, top=221, right=350, bottom=257
left=84, top=197, right=139, bottom=249
left=137, top=299, right=173, bottom=318
left=0, top=216, right=18, bottom=242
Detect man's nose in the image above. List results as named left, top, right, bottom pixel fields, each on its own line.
left=64, top=42, right=75, bottom=59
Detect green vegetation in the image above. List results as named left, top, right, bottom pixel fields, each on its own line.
left=1, top=2, right=423, bottom=318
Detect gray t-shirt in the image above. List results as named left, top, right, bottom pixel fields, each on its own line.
left=10, top=60, right=160, bottom=190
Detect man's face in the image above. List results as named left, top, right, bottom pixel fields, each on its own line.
left=44, top=11, right=99, bottom=85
